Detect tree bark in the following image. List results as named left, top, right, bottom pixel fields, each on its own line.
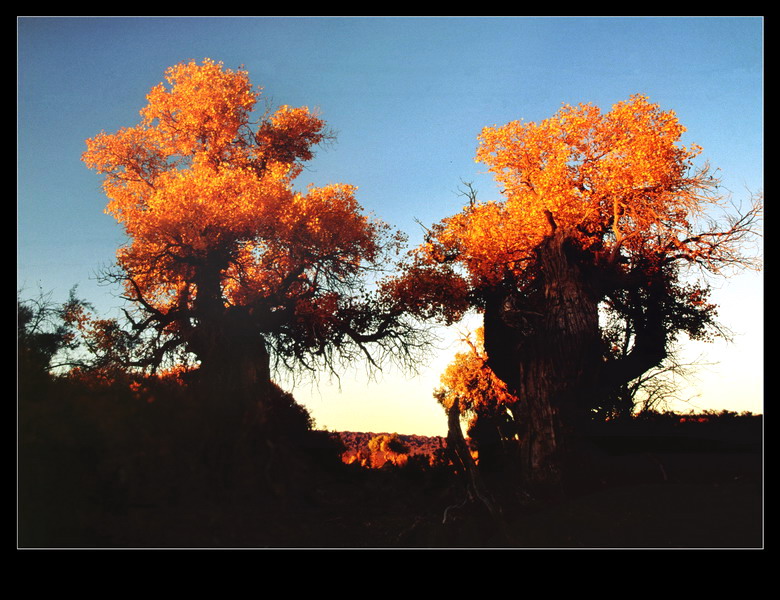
left=444, top=397, right=504, bottom=528
left=484, top=230, right=602, bottom=496
left=188, top=255, right=273, bottom=415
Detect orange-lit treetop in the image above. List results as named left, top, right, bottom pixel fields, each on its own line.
left=412, top=94, right=760, bottom=296
left=83, top=60, right=416, bottom=383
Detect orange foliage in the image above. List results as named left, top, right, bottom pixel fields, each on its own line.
left=82, top=60, right=406, bottom=371
left=84, top=60, right=390, bottom=314
left=418, top=95, right=756, bottom=293
left=384, top=94, right=762, bottom=343
left=435, top=328, right=518, bottom=417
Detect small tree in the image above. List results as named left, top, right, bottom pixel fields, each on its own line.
left=367, top=433, right=410, bottom=467
left=434, top=328, right=520, bottom=468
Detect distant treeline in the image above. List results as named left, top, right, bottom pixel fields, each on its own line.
left=333, top=409, right=762, bottom=469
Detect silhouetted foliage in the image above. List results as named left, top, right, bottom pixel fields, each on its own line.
left=17, top=287, right=91, bottom=387
left=18, top=343, right=761, bottom=548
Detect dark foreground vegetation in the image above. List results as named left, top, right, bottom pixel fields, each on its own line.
left=18, top=369, right=762, bottom=549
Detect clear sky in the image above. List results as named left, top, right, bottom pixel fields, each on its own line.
left=18, top=16, right=763, bottom=436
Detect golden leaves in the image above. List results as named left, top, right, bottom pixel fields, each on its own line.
left=434, top=94, right=720, bottom=287
left=141, top=59, right=257, bottom=157
left=436, top=327, right=517, bottom=414
left=255, top=105, right=327, bottom=173
left=83, top=59, right=395, bottom=325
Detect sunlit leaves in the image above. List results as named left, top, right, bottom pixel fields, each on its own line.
left=462, top=95, right=715, bottom=281
left=435, top=328, right=518, bottom=419
left=84, top=59, right=381, bottom=307
left=389, top=93, right=758, bottom=334
left=254, top=105, right=327, bottom=177
left=141, top=58, right=257, bottom=158
left=83, top=59, right=412, bottom=374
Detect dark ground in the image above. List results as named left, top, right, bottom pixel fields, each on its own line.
left=19, top=419, right=763, bottom=549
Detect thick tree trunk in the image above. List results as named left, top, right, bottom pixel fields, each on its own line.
left=188, top=256, right=273, bottom=417
left=191, top=310, right=272, bottom=414
left=484, top=230, right=602, bottom=496
left=184, top=261, right=276, bottom=492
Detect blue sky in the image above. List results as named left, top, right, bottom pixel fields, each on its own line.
left=18, top=17, right=763, bottom=435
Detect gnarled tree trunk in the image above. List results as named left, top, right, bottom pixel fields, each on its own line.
left=187, top=255, right=273, bottom=412
left=484, top=229, right=602, bottom=496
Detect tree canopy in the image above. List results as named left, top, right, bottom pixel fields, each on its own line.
left=409, top=94, right=760, bottom=291
left=82, top=60, right=421, bottom=397
left=399, top=94, right=762, bottom=374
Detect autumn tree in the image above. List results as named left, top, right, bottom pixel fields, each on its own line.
left=391, top=95, right=762, bottom=494
left=434, top=328, right=520, bottom=470
left=82, top=60, right=421, bottom=419
left=367, top=433, right=410, bottom=467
